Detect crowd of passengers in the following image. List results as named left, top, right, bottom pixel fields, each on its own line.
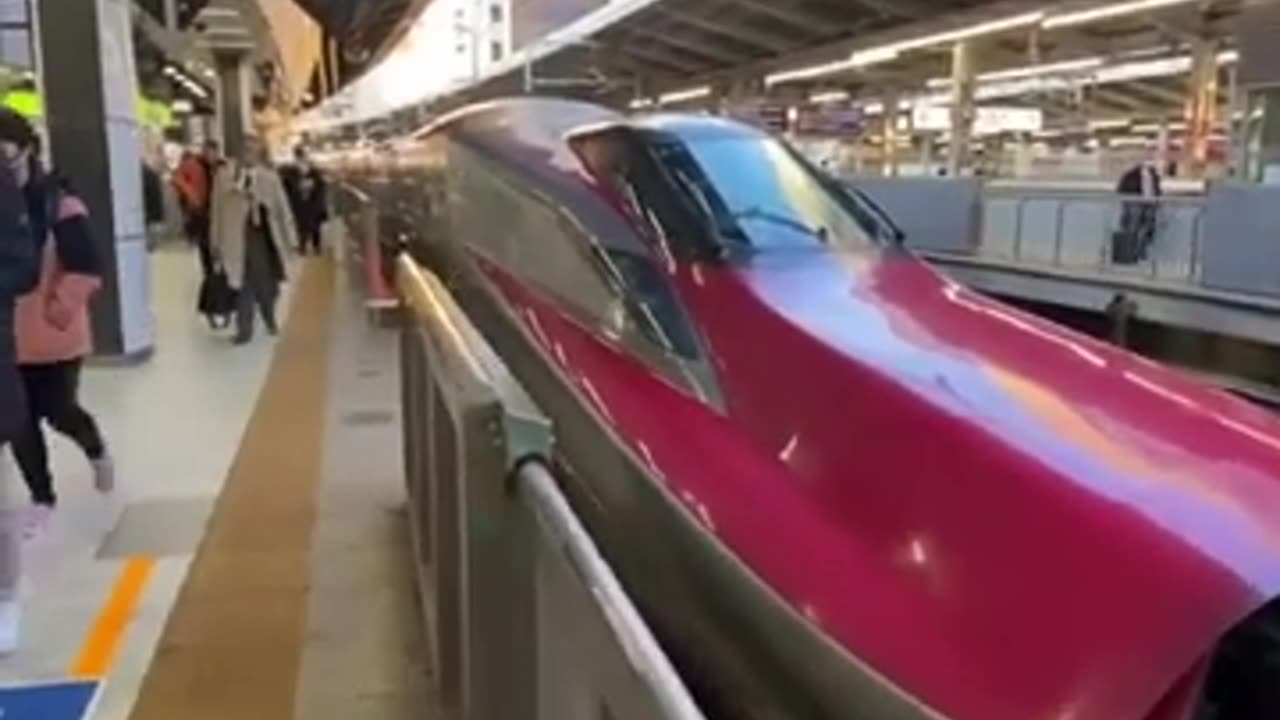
left=0, top=108, right=328, bottom=653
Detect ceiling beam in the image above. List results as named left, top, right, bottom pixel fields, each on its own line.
left=624, top=27, right=749, bottom=65
left=656, top=7, right=795, bottom=54
left=844, top=0, right=933, bottom=20
left=719, top=0, right=837, bottom=35
left=612, top=42, right=710, bottom=75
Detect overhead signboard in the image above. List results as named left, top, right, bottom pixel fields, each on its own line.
left=794, top=102, right=865, bottom=136
left=911, top=105, right=1043, bottom=134
left=725, top=100, right=788, bottom=133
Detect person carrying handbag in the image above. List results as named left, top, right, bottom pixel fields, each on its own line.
left=210, top=136, right=296, bottom=345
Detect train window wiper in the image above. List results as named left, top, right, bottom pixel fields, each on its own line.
left=731, top=206, right=828, bottom=244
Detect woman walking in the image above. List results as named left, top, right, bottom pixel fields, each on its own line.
left=0, top=108, right=44, bottom=652
left=211, top=137, right=296, bottom=344
left=13, top=169, right=112, bottom=538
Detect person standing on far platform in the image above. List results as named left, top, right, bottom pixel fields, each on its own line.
left=12, top=167, right=113, bottom=539
left=211, top=136, right=296, bottom=345
left=0, top=108, right=43, bottom=653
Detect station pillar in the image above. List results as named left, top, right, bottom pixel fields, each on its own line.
left=882, top=91, right=900, bottom=177
left=1184, top=37, right=1218, bottom=177
left=214, top=48, right=251, bottom=158
left=948, top=40, right=977, bottom=177
left=1236, top=0, right=1280, bottom=182
left=36, top=0, right=154, bottom=359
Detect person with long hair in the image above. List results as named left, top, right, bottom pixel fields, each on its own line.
left=12, top=156, right=113, bottom=539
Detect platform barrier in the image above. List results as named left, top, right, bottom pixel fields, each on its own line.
left=979, top=189, right=1205, bottom=284
left=332, top=182, right=398, bottom=318
left=396, top=255, right=706, bottom=720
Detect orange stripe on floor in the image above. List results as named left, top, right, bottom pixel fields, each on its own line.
left=70, top=556, right=156, bottom=679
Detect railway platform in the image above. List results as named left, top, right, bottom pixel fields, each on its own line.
left=0, top=245, right=433, bottom=719
left=0, top=224, right=701, bottom=719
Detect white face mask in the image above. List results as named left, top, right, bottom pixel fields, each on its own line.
left=0, top=142, right=30, bottom=187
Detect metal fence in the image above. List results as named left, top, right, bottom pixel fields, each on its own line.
left=332, top=182, right=398, bottom=316
left=396, top=255, right=707, bottom=720
left=977, top=190, right=1207, bottom=284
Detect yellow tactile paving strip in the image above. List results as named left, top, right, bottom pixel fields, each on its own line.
left=128, top=262, right=335, bottom=720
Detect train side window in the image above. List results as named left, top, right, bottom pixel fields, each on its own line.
left=454, top=142, right=621, bottom=325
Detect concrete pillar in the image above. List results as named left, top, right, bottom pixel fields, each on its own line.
left=1184, top=37, right=1218, bottom=177
left=38, top=0, right=154, bottom=359
left=1257, top=90, right=1280, bottom=183
left=162, top=0, right=179, bottom=28
left=882, top=91, right=899, bottom=177
left=214, top=48, right=251, bottom=158
left=948, top=40, right=977, bottom=176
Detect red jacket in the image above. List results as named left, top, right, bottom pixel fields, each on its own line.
left=15, top=194, right=101, bottom=365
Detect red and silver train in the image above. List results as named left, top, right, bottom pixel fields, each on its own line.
left=331, top=97, right=1280, bottom=720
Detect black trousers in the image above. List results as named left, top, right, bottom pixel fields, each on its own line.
left=235, top=227, right=280, bottom=341
left=12, top=359, right=105, bottom=506
left=300, top=224, right=322, bottom=254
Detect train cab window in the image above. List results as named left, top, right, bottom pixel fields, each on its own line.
left=645, top=131, right=887, bottom=255
left=568, top=130, right=704, bottom=359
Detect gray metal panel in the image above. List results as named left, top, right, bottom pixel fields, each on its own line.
left=1200, top=182, right=1280, bottom=297
left=847, top=177, right=981, bottom=253
left=1238, top=1, right=1280, bottom=90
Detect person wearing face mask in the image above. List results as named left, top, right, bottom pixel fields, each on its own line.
left=210, top=137, right=297, bottom=344
left=0, top=108, right=43, bottom=652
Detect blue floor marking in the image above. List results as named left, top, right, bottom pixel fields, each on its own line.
left=0, top=681, right=98, bottom=720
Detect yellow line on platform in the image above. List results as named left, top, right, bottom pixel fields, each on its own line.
left=70, top=556, right=156, bottom=679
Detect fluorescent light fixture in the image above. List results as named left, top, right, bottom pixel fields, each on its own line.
left=658, top=85, right=711, bottom=105
left=172, top=99, right=194, bottom=113
left=809, top=90, right=850, bottom=103
left=1132, top=121, right=1188, bottom=133
left=929, top=55, right=1105, bottom=89
left=1044, top=0, right=1198, bottom=29
left=767, top=9, right=1044, bottom=85
left=629, top=97, right=655, bottom=110
left=767, top=58, right=860, bottom=86
left=1088, top=118, right=1131, bottom=130
left=1217, top=49, right=1239, bottom=64
left=850, top=10, right=1045, bottom=69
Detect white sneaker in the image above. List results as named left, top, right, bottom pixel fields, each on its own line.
left=21, top=505, right=52, bottom=542
left=0, top=599, right=21, bottom=655
left=92, top=456, right=115, bottom=494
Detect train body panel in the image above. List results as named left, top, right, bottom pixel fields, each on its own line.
left=329, top=97, right=1280, bottom=720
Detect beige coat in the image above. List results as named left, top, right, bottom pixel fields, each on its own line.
left=210, top=161, right=298, bottom=288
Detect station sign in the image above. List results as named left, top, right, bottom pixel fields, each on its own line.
left=793, top=102, right=865, bottom=136
left=911, top=105, right=1043, bottom=135
left=725, top=100, right=789, bottom=133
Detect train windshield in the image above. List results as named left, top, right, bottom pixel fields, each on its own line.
left=647, top=132, right=888, bottom=255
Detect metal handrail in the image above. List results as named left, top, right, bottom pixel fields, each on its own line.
left=515, top=460, right=708, bottom=720
left=396, top=253, right=707, bottom=720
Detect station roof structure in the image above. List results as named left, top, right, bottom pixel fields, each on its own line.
left=306, top=0, right=1252, bottom=139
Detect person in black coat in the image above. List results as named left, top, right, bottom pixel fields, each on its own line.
left=0, top=107, right=42, bottom=653
left=280, top=147, right=328, bottom=256
left=1112, top=161, right=1162, bottom=265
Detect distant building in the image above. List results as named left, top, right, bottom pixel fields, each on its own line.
left=509, top=0, right=606, bottom=53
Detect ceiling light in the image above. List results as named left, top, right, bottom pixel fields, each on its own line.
left=1088, top=118, right=1131, bottom=130
left=809, top=90, right=850, bottom=103
left=658, top=85, right=711, bottom=105
left=629, top=97, right=655, bottom=110
left=766, top=9, right=1045, bottom=86
left=1044, top=0, right=1199, bottom=29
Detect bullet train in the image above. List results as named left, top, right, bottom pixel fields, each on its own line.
left=330, top=97, right=1280, bottom=720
